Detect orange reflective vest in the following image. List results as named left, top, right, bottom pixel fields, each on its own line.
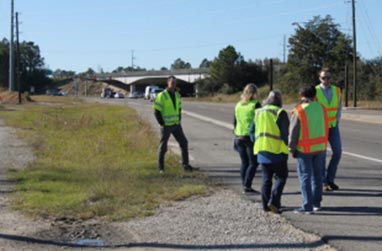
left=295, top=102, right=329, bottom=154
left=315, top=85, right=341, bottom=128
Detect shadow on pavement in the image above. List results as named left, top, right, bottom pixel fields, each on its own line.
left=322, top=235, right=382, bottom=243
left=0, top=233, right=327, bottom=249
left=319, top=206, right=382, bottom=216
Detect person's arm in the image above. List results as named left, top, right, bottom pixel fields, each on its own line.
left=249, top=121, right=255, bottom=142
left=277, top=110, right=289, bottom=146
left=336, top=97, right=342, bottom=125
left=288, top=111, right=300, bottom=157
left=153, top=94, right=164, bottom=126
left=154, top=109, right=165, bottom=126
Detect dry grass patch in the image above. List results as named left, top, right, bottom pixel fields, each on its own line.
left=1, top=103, right=207, bottom=221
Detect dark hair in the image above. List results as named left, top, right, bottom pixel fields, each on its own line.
left=168, top=75, right=176, bottom=81
left=299, top=85, right=316, bottom=99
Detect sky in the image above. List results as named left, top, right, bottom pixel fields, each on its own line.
left=0, top=0, right=381, bottom=73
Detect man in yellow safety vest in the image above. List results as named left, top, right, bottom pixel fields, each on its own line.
left=289, top=85, right=329, bottom=214
left=153, top=76, right=195, bottom=173
left=316, top=68, right=342, bottom=191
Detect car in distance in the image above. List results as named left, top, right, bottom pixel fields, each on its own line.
left=114, top=92, right=125, bottom=98
left=150, top=88, right=163, bottom=102
left=145, top=85, right=159, bottom=100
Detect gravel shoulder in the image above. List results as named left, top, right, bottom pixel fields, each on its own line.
left=0, top=113, right=335, bottom=251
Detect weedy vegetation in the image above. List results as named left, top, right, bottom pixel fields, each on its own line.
left=1, top=101, right=207, bottom=221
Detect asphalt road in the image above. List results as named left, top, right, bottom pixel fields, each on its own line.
left=92, top=98, right=382, bottom=251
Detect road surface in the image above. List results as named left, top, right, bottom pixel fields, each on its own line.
left=94, top=98, right=382, bottom=251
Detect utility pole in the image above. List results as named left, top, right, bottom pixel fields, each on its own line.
left=16, top=12, right=21, bottom=104
left=9, top=0, right=15, bottom=92
left=345, top=63, right=349, bottom=107
left=352, top=0, right=358, bottom=107
left=269, top=59, right=273, bottom=91
left=283, top=34, right=286, bottom=63
left=131, top=50, right=135, bottom=69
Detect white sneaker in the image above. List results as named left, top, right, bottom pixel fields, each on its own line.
left=313, top=207, right=321, bottom=212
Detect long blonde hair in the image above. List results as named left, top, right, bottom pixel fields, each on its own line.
left=240, top=83, right=257, bottom=102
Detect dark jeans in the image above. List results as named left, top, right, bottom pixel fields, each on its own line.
left=322, top=125, right=342, bottom=184
left=158, top=124, right=189, bottom=170
left=261, top=161, right=288, bottom=210
left=234, top=138, right=258, bottom=189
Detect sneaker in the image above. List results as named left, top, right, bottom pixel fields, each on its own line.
left=293, top=208, right=313, bottom=215
left=159, top=169, right=164, bottom=174
left=183, top=164, right=198, bottom=172
left=323, top=184, right=331, bottom=192
left=267, top=204, right=281, bottom=214
left=243, top=187, right=259, bottom=194
left=328, top=182, right=339, bottom=190
left=313, top=207, right=321, bottom=212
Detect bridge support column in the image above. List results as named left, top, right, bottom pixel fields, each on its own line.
left=130, top=84, right=136, bottom=93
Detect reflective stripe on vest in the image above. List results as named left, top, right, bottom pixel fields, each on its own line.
left=295, top=102, right=329, bottom=154
left=254, top=105, right=289, bottom=155
left=315, top=85, right=340, bottom=128
left=234, top=100, right=259, bottom=136
left=152, top=90, right=181, bottom=126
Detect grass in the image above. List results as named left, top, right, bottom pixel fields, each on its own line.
left=0, top=102, right=207, bottom=221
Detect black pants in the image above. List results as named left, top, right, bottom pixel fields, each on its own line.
left=158, top=124, right=189, bottom=170
left=261, top=161, right=288, bottom=210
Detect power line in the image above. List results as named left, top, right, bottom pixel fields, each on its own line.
left=358, top=1, right=382, bottom=57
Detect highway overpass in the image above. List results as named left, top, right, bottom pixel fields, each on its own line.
left=93, top=68, right=210, bottom=95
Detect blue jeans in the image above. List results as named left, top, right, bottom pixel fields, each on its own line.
left=261, top=161, right=288, bottom=210
left=234, top=138, right=258, bottom=188
left=296, top=152, right=325, bottom=211
left=322, top=126, right=342, bottom=184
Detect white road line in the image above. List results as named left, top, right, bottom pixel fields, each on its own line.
left=182, top=110, right=233, bottom=130
left=342, top=151, right=382, bottom=164
left=183, top=110, right=382, bottom=165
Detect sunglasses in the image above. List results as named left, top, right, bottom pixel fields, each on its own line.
left=321, top=76, right=331, bottom=80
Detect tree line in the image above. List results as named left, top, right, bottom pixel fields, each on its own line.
left=1, top=15, right=381, bottom=100
left=0, top=38, right=51, bottom=93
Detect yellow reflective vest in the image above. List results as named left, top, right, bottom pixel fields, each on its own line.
left=315, top=85, right=341, bottom=128
left=153, top=89, right=181, bottom=126
left=234, top=99, right=259, bottom=136
left=254, top=105, right=289, bottom=155
left=294, top=102, right=329, bottom=154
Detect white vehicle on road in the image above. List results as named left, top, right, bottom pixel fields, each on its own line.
left=144, top=85, right=159, bottom=100
left=150, top=88, right=163, bottom=102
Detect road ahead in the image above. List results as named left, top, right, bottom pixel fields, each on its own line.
left=93, top=98, right=382, bottom=251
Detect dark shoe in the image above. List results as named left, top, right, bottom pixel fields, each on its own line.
left=267, top=204, right=281, bottom=214
left=323, top=184, right=331, bottom=192
left=328, top=182, right=339, bottom=190
left=293, top=208, right=313, bottom=215
left=183, top=164, right=198, bottom=172
left=243, top=187, right=259, bottom=194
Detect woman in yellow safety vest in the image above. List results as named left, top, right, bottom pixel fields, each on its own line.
left=250, top=90, right=289, bottom=214
left=289, top=85, right=329, bottom=214
left=233, top=83, right=261, bottom=194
